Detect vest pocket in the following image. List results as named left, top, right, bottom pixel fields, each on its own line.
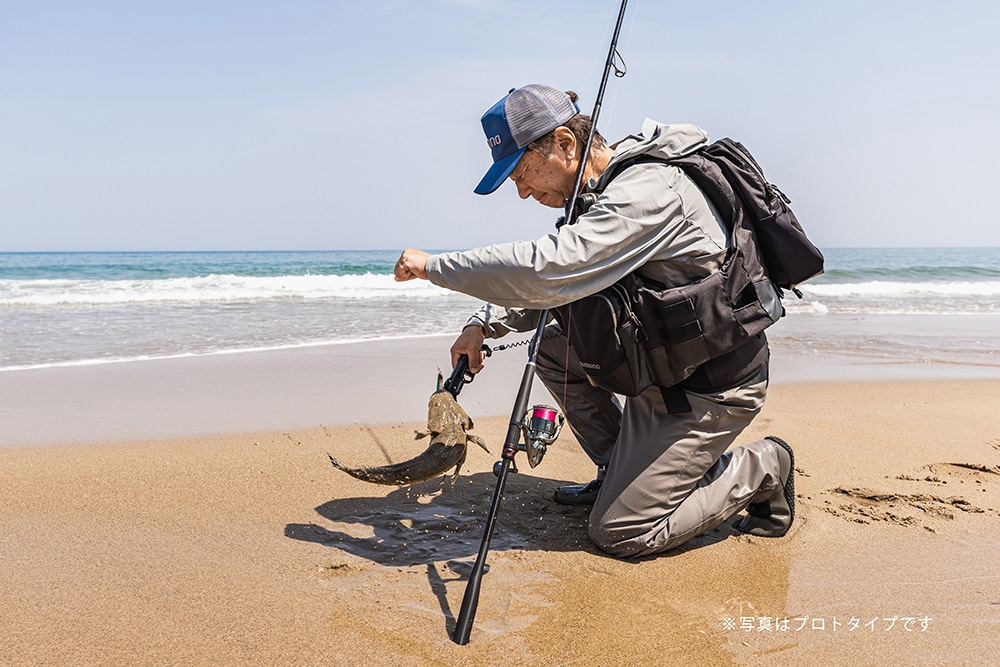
left=636, top=285, right=712, bottom=387
left=553, top=288, right=654, bottom=397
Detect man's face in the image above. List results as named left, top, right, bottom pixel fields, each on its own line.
left=508, top=147, right=576, bottom=209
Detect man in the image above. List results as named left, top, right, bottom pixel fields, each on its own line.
left=394, top=84, right=794, bottom=558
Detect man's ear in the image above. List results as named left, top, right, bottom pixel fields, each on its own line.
left=552, top=126, right=578, bottom=162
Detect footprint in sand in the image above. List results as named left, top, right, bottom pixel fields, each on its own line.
left=818, top=460, right=1000, bottom=530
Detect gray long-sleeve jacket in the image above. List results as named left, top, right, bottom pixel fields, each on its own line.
left=425, top=120, right=730, bottom=338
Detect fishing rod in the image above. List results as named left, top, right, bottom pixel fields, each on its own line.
left=451, top=0, right=631, bottom=645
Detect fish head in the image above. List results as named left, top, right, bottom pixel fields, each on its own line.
left=426, top=389, right=471, bottom=431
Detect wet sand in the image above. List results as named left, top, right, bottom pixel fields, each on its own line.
left=2, top=341, right=1000, bottom=665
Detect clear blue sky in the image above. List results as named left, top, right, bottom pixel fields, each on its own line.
left=2, top=1, right=997, bottom=252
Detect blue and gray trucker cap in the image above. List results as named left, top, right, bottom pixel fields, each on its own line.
left=474, top=84, right=580, bottom=195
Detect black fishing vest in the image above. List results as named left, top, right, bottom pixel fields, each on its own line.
left=551, top=150, right=782, bottom=400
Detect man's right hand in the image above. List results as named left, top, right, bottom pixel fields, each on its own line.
left=451, top=325, right=488, bottom=374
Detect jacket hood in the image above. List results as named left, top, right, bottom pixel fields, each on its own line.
left=598, top=120, right=709, bottom=185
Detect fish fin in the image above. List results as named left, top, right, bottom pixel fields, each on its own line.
left=414, top=429, right=430, bottom=440
left=469, top=434, right=489, bottom=453
left=450, top=446, right=468, bottom=479
left=327, top=453, right=342, bottom=469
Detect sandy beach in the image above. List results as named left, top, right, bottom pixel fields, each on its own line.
left=2, top=338, right=1000, bottom=666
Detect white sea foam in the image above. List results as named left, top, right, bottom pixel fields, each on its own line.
left=802, top=280, right=1000, bottom=297
left=0, top=332, right=457, bottom=373
left=788, top=280, right=1000, bottom=315
left=0, top=273, right=458, bottom=307
left=783, top=299, right=830, bottom=315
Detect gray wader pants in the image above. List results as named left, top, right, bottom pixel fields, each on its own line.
left=535, top=324, right=782, bottom=558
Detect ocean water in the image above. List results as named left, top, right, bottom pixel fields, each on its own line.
left=0, top=251, right=481, bottom=371
left=783, top=246, right=1000, bottom=317
left=1, top=248, right=999, bottom=372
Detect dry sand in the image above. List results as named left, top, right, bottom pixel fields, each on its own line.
left=2, top=347, right=1000, bottom=665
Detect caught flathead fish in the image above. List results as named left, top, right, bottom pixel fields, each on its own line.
left=329, top=390, right=488, bottom=485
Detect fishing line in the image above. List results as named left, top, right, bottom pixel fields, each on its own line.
left=562, top=306, right=571, bottom=409
left=603, top=0, right=639, bottom=136
left=505, top=200, right=542, bottom=240
left=588, top=4, right=618, bottom=99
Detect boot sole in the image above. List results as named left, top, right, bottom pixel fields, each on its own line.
left=765, top=435, right=795, bottom=537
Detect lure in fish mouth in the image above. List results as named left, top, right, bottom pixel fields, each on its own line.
left=329, top=389, right=489, bottom=486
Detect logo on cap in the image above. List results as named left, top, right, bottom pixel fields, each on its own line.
left=474, top=84, right=578, bottom=196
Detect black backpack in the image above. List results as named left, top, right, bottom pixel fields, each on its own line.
left=551, top=138, right=824, bottom=398
left=605, top=138, right=824, bottom=296
left=672, top=138, right=824, bottom=295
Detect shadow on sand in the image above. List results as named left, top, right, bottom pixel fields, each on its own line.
left=286, top=469, right=738, bottom=636
left=285, top=471, right=597, bottom=567
left=285, top=470, right=597, bottom=637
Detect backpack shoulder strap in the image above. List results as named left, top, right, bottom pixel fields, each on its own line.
left=593, top=150, right=741, bottom=235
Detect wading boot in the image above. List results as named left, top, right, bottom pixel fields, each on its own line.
left=738, top=436, right=795, bottom=537
left=554, top=465, right=607, bottom=506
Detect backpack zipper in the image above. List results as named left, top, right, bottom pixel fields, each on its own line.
left=729, top=141, right=790, bottom=204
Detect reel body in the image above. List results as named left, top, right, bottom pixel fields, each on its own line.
left=520, top=404, right=564, bottom=468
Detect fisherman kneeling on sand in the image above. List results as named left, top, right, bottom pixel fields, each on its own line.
left=394, top=84, right=794, bottom=557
